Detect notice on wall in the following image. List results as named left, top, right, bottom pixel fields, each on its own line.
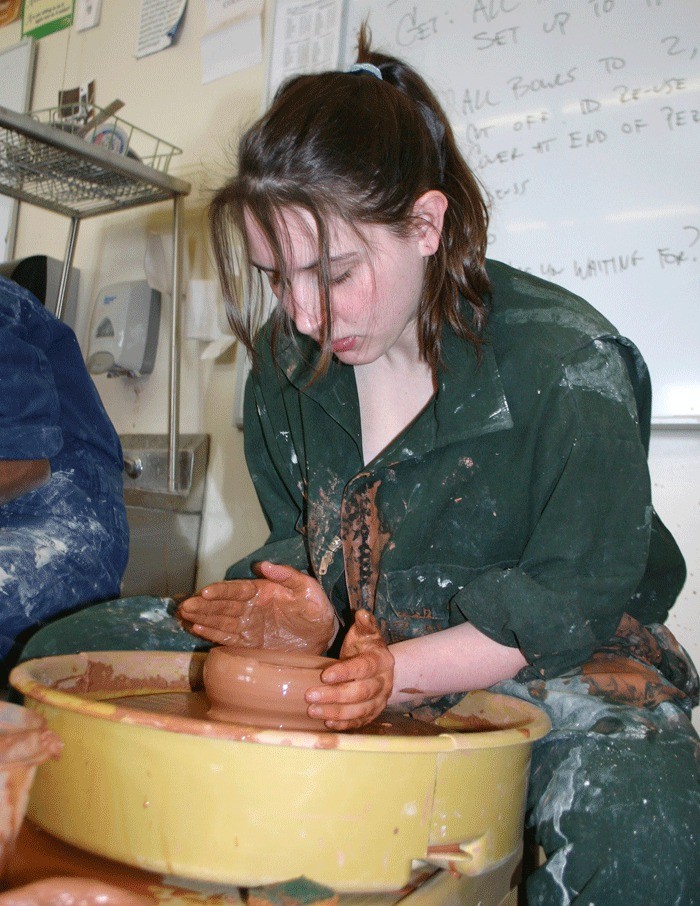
left=265, top=0, right=346, bottom=104
left=136, top=0, right=187, bottom=59
left=200, top=0, right=263, bottom=84
left=22, top=0, right=74, bottom=40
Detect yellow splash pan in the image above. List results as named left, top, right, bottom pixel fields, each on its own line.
left=10, top=651, right=550, bottom=893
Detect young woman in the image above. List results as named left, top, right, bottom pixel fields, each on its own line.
left=179, top=28, right=699, bottom=904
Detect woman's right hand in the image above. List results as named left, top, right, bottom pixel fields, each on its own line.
left=304, top=609, right=395, bottom=730
left=177, top=561, right=336, bottom=655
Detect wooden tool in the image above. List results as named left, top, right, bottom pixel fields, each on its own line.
left=77, top=100, right=125, bottom=137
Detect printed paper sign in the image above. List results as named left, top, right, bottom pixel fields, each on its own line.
left=22, top=0, right=74, bottom=39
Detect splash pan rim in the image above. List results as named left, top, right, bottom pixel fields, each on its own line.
left=10, top=650, right=550, bottom=752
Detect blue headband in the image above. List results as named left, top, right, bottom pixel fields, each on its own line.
left=347, top=62, right=383, bottom=80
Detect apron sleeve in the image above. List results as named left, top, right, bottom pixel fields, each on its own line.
left=450, top=336, right=678, bottom=678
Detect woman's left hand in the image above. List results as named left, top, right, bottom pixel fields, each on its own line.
left=177, top=562, right=336, bottom=654
left=305, top=609, right=394, bottom=730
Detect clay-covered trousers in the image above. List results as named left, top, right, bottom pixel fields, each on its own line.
left=12, top=602, right=700, bottom=904
left=493, top=617, right=700, bottom=905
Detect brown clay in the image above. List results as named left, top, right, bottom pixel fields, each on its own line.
left=113, top=690, right=452, bottom=737
left=203, top=647, right=340, bottom=731
left=0, top=704, right=63, bottom=879
left=0, top=877, right=150, bottom=906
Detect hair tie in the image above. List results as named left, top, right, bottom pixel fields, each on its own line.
left=347, top=62, right=383, bottom=80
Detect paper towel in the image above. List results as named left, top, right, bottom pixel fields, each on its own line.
left=144, top=232, right=234, bottom=361
left=185, top=278, right=235, bottom=360
left=144, top=231, right=179, bottom=297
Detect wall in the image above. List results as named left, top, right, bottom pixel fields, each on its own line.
left=0, top=3, right=696, bottom=728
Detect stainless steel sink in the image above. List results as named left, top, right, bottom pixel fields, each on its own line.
left=121, top=433, right=209, bottom=510
left=119, top=434, right=210, bottom=598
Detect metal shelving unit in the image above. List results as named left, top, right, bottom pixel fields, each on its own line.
left=0, top=105, right=191, bottom=492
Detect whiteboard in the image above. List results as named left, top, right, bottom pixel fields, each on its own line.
left=344, top=1, right=699, bottom=424
left=0, top=39, right=36, bottom=263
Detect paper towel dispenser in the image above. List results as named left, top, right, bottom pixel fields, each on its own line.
left=86, top=280, right=161, bottom=378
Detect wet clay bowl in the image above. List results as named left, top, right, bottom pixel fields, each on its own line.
left=203, top=646, right=339, bottom=731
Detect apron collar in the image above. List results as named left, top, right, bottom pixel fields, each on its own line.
left=433, top=319, right=513, bottom=446
left=275, top=309, right=513, bottom=461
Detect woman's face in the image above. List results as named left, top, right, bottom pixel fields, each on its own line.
left=244, top=196, right=445, bottom=366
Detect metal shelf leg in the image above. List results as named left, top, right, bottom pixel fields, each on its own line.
left=168, top=194, right=183, bottom=493
left=55, top=216, right=79, bottom=321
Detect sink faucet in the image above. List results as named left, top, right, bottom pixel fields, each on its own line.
left=123, top=456, right=143, bottom=479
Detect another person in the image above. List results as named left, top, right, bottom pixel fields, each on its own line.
left=179, top=28, right=699, bottom=903
left=0, top=275, right=129, bottom=677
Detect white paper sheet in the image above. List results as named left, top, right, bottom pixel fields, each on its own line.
left=145, top=234, right=235, bottom=361
left=265, top=0, right=345, bottom=104
left=204, top=0, right=262, bottom=31
left=136, top=0, right=187, bottom=59
left=185, top=278, right=235, bottom=360
left=200, top=9, right=263, bottom=84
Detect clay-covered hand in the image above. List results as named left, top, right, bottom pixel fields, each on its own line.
left=177, top=561, right=336, bottom=654
left=305, top=609, right=394, bottom=730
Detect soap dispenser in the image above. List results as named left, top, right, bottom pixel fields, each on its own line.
left=86, top=280, right=161, bottom=377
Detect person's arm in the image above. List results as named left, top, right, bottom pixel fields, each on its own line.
left=389, top=621, right=527, bottom=705
left=225, top=360, right=312, bottom=579
left=179, top=362, right=324, bottom=647
left=0, top=458, right=50, bottom=505
left=448, top=339, right=655, bottom=679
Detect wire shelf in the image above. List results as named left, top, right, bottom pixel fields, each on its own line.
left=31, top=104, right=182, bottom=174
left=0, top=105, right=189, bottom=219
left=0, top=104, right=190, bottom=492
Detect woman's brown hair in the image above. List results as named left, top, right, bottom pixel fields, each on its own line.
left=209, top=24, right=491, bottom=373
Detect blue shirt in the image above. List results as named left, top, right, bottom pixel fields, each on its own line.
left=0, top=276, right=128, bottom=662
left=0, top=275, right=123, bottom=476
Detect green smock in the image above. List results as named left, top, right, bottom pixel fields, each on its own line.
left=229, top=259, right=686, bottom=683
